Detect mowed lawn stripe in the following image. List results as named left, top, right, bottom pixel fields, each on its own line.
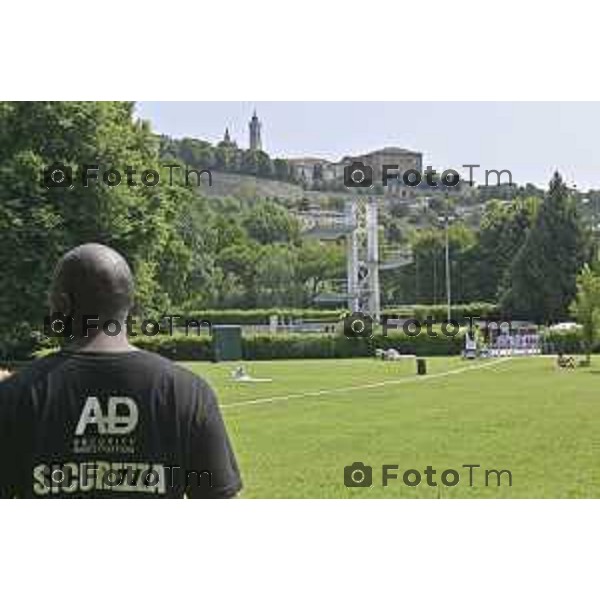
left=221, top=357, right=513, bottom=408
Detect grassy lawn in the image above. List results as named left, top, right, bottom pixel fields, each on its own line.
left=181, top=356, right=600, bottom=498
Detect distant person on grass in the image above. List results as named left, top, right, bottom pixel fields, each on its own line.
left=556, top=353, right=576, bottom=369
left=0, top=243, right=242, bottom=498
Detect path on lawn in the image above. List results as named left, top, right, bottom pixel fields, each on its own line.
left=223, top=356, right=514, bottom=409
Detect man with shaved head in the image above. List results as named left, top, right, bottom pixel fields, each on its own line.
left=0, top=243, right=242, bottom=498
left=48, top=243, right=137, bottom=352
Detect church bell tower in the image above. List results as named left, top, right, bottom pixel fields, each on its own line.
left=249, top=110, right=262, bottom=151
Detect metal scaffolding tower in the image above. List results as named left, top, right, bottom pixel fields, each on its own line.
left=346, top=197, right=380, bottom=321
left=300, top=196, right=412, bottom=315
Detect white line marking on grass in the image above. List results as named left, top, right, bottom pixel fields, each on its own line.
left=222, top=357, right=513, bottom=409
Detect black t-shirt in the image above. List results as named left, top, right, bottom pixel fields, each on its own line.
left=0, top=350, right=242, bottom=498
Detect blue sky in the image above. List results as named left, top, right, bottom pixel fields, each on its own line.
left=136, top=102, right=600, bottom=190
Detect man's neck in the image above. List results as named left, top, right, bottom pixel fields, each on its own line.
left=65, top=332, right=138, bottom=354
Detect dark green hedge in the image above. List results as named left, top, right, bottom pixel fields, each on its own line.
left=178, top=304, right=501, bottom=326
left=133, top=334, right=213, bottom=361
left=181, top=308, right=343, bottom=325
left=540, top=330, right=587, bottom=354
left=28, top=328, right=597, bottom=362
left=130, top=331, right=465, bottom=361
left=2, top=303, right=498, bottom=360
left=19, top=326, right=600, bottom=362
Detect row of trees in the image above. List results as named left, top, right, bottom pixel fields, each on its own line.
left=173, top=195, right=345, bottom=309
left=0, top=102, right=595, bottom=357
left=0, top=101, right=346, bottom=355
left=391, top=173, right=593, bottom=322
left=0, top=101, right=197, bottom=354
left=159, top=135, right=295, bottom=182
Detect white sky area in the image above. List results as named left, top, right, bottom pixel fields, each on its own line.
left=136, top=102, right=600, bottom=190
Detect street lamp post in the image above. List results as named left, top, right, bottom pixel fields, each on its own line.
left=444, top=194, right=451, bottom=322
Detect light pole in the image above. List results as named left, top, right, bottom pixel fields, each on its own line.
left=443, top=192, right=451, bottom=322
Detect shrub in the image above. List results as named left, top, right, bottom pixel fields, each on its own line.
left=242, top=334, right=342, bottom=360
left=540, top=329, right=586, bottom=354
left=0, top=324, right=46, bottom=361
left=3, top=310, right=476, bottom=362
left=370, top=331, right=464, bottom=357
left=178, top=304, right=501, bottom=327
left=180, top=308, right=344, bottom=326
left=130, top=330, right=466, bottom=362
left=243, top=331, right=465, bottom=360
left=132, top=334, right=212, bottom=361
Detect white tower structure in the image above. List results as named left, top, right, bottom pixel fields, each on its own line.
left=300, top=196, right=411, bottom=315
left=346, top=197, right=381, bottom=321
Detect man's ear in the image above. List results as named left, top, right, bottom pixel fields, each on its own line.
left=55, top=292, right=74, bottom=317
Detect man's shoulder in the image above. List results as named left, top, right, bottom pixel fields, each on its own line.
left=169, top=359, right=214, bottom=396
left=134, top=350, right=204, bottom=379
left=0, top=353, right=67, bottom=394
left=130, top=351, right=214, bottom=395
left=0, top=350, right=215, bottom=406
left=131, top=352, right=216, bottom=419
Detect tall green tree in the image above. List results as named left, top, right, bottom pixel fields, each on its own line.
left=503, top=172, right=589, bottom=322
left=402, top=224, right=475, bottom=304
left=0, top=101, right=193, bottom=355
left=253, top=245, right=300, bottom=307
left=243, top=199, right=300, bottom=244
left=464, top=197, right=537, bottom=302
left=296, top=241, right=346, bottom=303
left=570, top=264, right=600, bottom=363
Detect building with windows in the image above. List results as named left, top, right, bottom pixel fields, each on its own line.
left=287, top=146, right=423, bottom=196
left=218, top=112, right=423, bottom=199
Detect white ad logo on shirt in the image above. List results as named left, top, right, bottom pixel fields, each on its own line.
left=75, top=396, right=139, bottom=436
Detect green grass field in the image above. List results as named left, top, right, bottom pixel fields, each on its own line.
left=182, top=356, right=600, bottom=498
